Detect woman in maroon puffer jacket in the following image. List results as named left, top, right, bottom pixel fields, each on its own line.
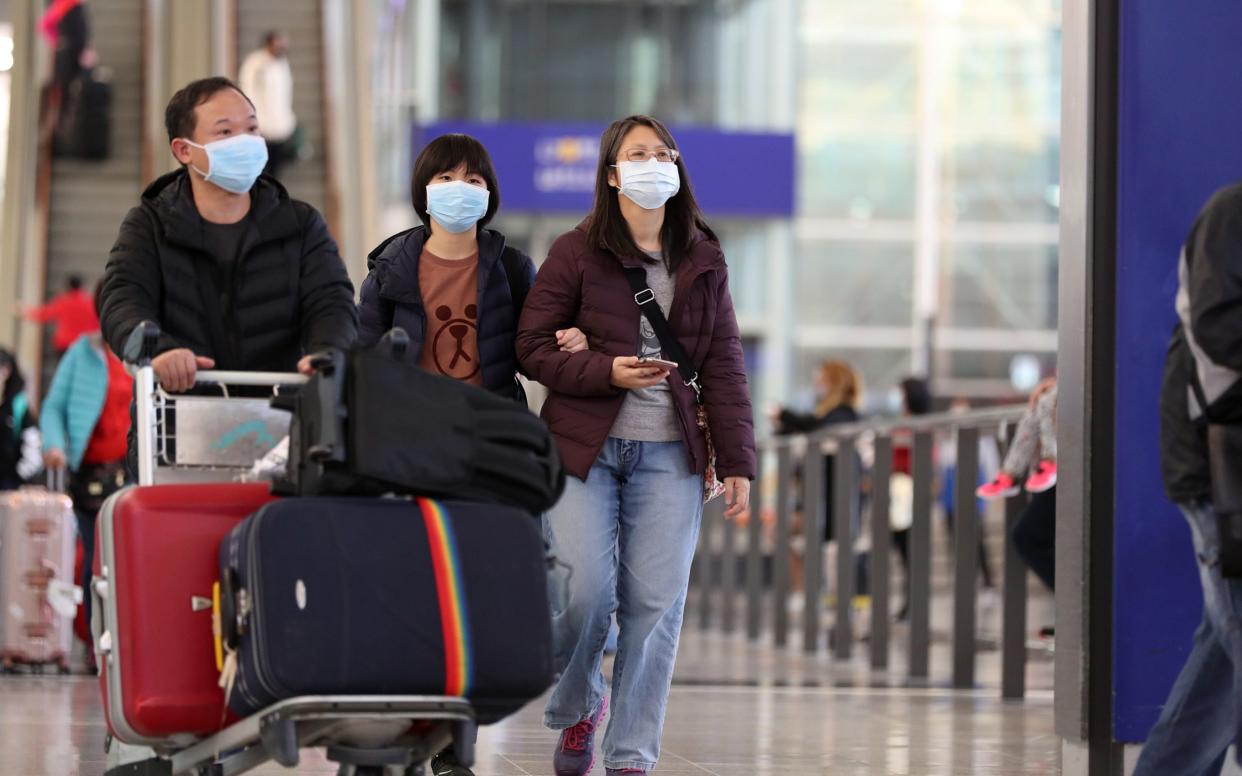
left=517, top=115, right=756, bottom=776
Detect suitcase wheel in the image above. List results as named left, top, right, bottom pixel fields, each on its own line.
left=259, top=716, right=299, bottom=768
left=337, top=768, right=416, bottom=776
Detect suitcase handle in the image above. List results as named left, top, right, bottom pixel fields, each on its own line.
left=218, top=566, right=247, bottom=649
left=46, top=467, right=67, bottom=493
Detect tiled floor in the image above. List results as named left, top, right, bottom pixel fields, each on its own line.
left=0, top=629, right=1063, bottom=776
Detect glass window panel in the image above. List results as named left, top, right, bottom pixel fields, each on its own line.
left=939, top=241, right=1058, bottom=330
left=803, top=1, right=919, bottom=30
left=440, top=0, right=718, bottom=124
left=800, top=42, right=918, bottom=128
left=942, top=140, right=1059, bottom=223
left=942, top=349, right=1056, bottom=383
left=715, top=225, right=769, bottom=321
left=795, top=240, right=916, bottom=327
left=799, top=139, right=918, bottom=219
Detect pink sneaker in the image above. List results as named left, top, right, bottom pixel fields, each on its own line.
left=1025, top=460, right=1057, bottom=493
left=976, top=472, right=1021, bottom=500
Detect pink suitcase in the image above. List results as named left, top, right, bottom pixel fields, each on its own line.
left=0, top=487, right=77, bottom=671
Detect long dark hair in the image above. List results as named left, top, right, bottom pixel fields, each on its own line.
left=0, top=349, right=25, bottom=410
left=586, top=115, right=716, bottom=273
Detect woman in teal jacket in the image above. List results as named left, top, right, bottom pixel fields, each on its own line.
left=41, top=331, right=132, bottom=640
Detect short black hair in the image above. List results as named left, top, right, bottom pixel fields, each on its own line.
left=67, top=274, right=84, bottom=291
left=263, top=30, right=284, bottom=47
left=410, top=134, right=500, bottom=230
left=164, top=77, right=253, bottom=144
left=901, top=377, right=934, bottom=416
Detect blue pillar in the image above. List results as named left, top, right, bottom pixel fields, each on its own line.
left=1113, top=0, right=1242, bottom=743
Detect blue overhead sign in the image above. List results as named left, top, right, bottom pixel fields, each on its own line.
left=412, top=121, right=796, bottom=218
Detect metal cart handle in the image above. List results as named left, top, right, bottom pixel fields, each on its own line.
left=195, top=371, right=308, bottom=388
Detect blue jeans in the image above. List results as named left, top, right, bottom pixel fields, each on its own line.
left=1134, top=501, right=1242, bottom=776
left=543, top=438, right=704, bottom=772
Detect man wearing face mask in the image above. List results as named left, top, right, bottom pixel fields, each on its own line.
left=97, top=77, right=356, bottom=460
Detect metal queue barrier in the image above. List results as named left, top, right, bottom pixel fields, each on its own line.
left=689, top=406, right=1036, bottom=699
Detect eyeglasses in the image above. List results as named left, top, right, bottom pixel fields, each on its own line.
left=618, top=147, right=680, bottom=163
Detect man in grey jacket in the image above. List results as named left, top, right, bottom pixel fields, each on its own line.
left=1137, top=183, right=1242, bottom=774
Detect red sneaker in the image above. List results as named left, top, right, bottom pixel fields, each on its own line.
left=1025, top=460, right=1057, bottom=493
left=976, top=472, right=1021, bottom=500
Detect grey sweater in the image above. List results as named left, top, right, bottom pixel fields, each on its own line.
left=609, top=255, right=681, bottom=443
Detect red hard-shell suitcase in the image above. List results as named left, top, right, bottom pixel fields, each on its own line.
left=92, top=483, right=274, bottom=746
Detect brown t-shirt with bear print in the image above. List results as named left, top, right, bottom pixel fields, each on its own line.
left=416, top=249, right=483, bottom=386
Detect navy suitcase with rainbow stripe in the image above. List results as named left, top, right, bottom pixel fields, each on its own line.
left=216, top=497, right=554, bottom=722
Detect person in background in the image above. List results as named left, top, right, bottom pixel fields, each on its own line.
left=239, top=30, right=298, bottom=180
left=358, top=133, right=588, bottom=409
left=977, top=378, right=1058, bottom=498
left=933, top=399, right=1003, bottom=630
left=891, top=377, right=933, bottom=621
left=21, top=274, right=100, bottom=353
left=943, top=399, right=1003, bottom=593
left=0, top=349, right=42, bottom=491
left=975, top=380, right=1058, bottom=597
left=518, top=115, right=755, bottom=776
left=772, top=360, right=863, bottom=610
left=40, top=321, right=133, bottom=666
left=39, top=0, right=91, bottom=106
left=1135, top=185, right=1242, bottom=775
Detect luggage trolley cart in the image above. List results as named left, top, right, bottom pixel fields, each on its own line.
left=96, top=323, right=480, bottom=776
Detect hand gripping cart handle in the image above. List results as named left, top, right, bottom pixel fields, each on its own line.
left=124, top=321, right=308, bottom=487
left=118, top=323, right=480, bottom=776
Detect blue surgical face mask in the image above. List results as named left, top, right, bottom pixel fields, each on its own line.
left=185, top=133, right=269, bottom=194
left=426, top=180, right=490, bottom=234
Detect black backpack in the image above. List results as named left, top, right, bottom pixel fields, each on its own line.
left=273, top=329, right=565, bottom=514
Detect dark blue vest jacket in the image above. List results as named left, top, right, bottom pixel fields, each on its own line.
left=357, top=226, right=535, bottom=401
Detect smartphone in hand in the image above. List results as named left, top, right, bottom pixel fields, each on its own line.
left=638, top=356, right=680, bottom=371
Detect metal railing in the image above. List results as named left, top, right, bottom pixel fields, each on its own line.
left=690, top=405, right=1037, bottom=699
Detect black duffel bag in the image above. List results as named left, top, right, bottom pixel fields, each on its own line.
left=273, top=329, right=565, bottom=514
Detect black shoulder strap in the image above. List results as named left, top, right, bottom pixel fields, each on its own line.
left=500, top=246, right=530, bottom=315
left=621, top=266, right=700, bottom=395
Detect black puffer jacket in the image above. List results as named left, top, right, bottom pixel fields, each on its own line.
left=98, top=170, right=357, bottom=371
left=1160, top=183, right=1242, bottom=503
